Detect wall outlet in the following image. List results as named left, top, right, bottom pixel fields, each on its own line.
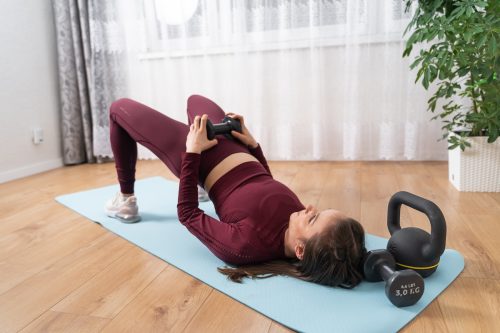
left=32, top=127, right=44, bottom=145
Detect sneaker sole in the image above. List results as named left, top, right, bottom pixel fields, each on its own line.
left=105, top=209, right=141, bottom=224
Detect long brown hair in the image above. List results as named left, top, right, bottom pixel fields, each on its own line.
left=217, top=216, right=366, bottom=288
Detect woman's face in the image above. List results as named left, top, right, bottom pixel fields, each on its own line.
left=289, top=205, right=345, bottom=241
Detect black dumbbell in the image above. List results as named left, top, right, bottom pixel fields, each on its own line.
left=206, top=116, right=243, bottom=140
left=363, top=249, right=424, bottom=307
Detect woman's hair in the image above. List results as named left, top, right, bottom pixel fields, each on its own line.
left=217, top=216, right=367, bottom=288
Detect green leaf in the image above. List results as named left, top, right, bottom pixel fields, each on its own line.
left=470, top=26, right=484, bottom=35
left=450, top=7, right=466, bottom=19
left=464, top=31, right=472, bottom=43
left=415, top=67, right=425, bottom=83
left=488, top=132, right=499, bottom=143
left=457, top=67, right=469, bottom=77
left=465, top=6, right=474, bottom=18
left=403, top=46, right=412, bottom=58
left=423, top=69, right=430, bottom=89
left=476, top=1, right=488, bottom=9
left=428, top=96, right=438, bottom=112
left=429, top=66, right=438, bottom=82
left=488, top=36, right=497, bottom=55
left=438, top=68, right=447, bottom=80
left=410, top=57, right=423, bottom=70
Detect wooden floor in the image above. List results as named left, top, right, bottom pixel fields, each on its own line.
left=0, top=160, right=499, bottom=332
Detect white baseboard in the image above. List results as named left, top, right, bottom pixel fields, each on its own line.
left=0, top=158, right=64, bottom=184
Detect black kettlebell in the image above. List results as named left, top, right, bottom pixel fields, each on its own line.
left=386, top=191, right=447, bottom=278
left=206, top=116, right=242, bottom=140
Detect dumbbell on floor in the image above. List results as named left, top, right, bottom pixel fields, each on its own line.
left=363, top=249, right=424, bottom=307
left=206, top=116, right=242, bottom=140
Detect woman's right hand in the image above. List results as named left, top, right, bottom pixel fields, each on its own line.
left=226, top=113, right=258, bottom=148
left=186, top=115, right=218, bottom=154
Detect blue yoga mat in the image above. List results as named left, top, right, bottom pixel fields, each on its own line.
left=56, top=177, right=464, bottom=333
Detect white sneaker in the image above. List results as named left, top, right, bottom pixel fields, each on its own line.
left=198, top=186, right=210, bottom=202
left=105, top=192, right=141, bottom=223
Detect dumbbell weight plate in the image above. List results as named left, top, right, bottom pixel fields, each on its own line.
left=363, top=250, right=395, bottom=282
left=385, top=270, right=425, bottom=307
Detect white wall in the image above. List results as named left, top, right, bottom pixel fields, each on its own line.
left=0, top=0, right=62, bottom=183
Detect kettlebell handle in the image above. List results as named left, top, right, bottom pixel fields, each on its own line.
left=387, top=191, right=447, bottom=261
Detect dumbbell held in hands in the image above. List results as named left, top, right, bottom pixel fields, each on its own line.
left=363, top=249, right=424, bottom=307
left=206, top=116, right=242, bottom=140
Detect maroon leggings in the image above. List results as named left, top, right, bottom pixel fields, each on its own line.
left=109, top=95, right=249, bottom=194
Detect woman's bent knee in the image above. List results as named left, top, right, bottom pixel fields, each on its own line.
left=187, top=94, right=206, bottom=108
left=110, top=98, right=133, bottom=117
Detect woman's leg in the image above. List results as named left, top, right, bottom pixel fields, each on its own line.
left=186, top=94, right=226, bottom=125
left=109, top=98, right=188, bottom=194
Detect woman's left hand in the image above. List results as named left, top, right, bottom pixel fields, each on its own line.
left=225, top=112, right=258, bottom=148
left=186, top=115, right=218, bottom=154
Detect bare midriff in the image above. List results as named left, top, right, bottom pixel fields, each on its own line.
left=204, top=153, right=259, bottom=193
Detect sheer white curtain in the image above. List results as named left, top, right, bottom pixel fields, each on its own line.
left=108, top=0, right=447, bottom=160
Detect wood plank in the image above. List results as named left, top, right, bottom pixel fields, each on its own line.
left=486, top=192, right=500, bottom=209
left=465, top=214, right=500, bottom=259
left=287, top=162, right=331, bottom=207
left=438, top=277, right=500, bottom=332
left=422, top=161, right=448, bottom=178
left=52, top=246, right=166, bottom=318
left=0, top=232, right=130, bottom=332
left=0, top=218, right=103, bottom=295
left=0, top=188, right=48, bottom=222
left=267, top=161, right=302, bottom=186
left=20, top=311, right=109, bottom=333
left=393, top=161, right=433, bottom=177
left=431, top=176, right=500, bottom=216
left=401, top=301, right=448, bottom=333
left=0, top=192, right=58, bottom=235
left=441, top=211, right=500, bottom=280
left=317, top=165, right=361, bottom=220
left=0, top=262, right=33, bottom=296
left=268, top=322, right=294, bottom=333
left=360, top=163, right=401, bottom=238
left=101, top=266, right=212, bottom=333
left=182, top=289, right=272, bottom=333
left=0, top=203, right=82, bottom=261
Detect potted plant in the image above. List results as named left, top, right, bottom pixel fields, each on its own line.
left=402, top=0, right=500, bottom=192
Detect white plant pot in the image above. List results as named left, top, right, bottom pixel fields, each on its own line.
left=448, top=136, right=500, bottom=192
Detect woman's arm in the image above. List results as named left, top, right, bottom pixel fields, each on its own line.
left=179, top=115, right=253, bottom=264
left=226, top=113, right=272, bottom=176
left=177, top=152, right=253, bottom=265
left=247, top=144, right=271, bottom=175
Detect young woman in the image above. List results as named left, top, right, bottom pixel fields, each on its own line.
left=106, top=95, right=366, bottom=288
